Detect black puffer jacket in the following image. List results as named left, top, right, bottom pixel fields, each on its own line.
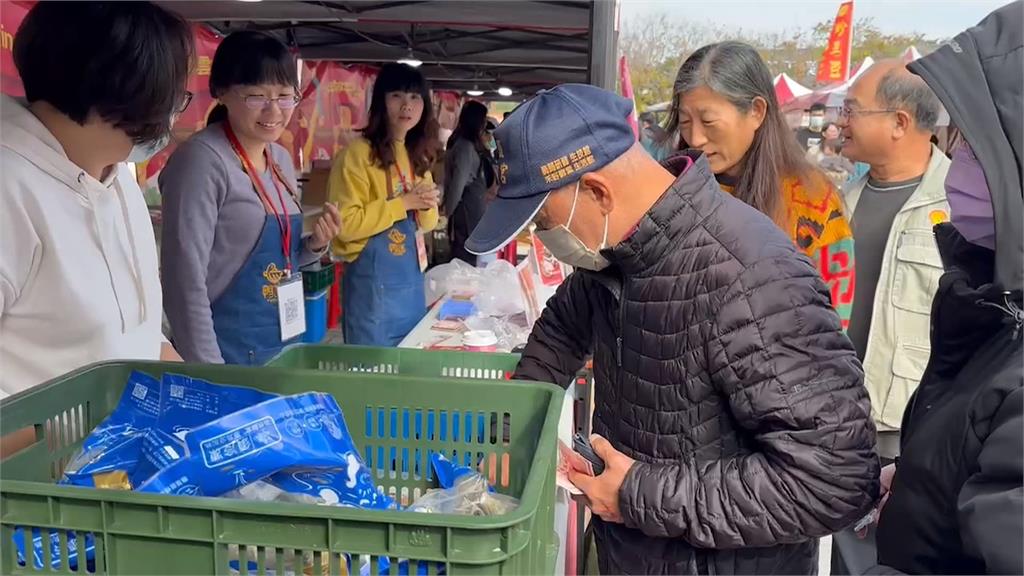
left=516, top=152, right=879, bottom=574
left=874, top=3, right=1023, bottom=574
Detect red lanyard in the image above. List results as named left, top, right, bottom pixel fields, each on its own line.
left=223, top=122, right=296, bottom=273
left=393, top=156, right=412, bottom=194
left=393, top=153, right=422, bottom=225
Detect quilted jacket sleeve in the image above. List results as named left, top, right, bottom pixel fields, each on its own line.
left=513, top=274, right=593, bottom=389
left=619, top=255, right=879, bottom=547
left=956, top=385, right=1023, bottom=575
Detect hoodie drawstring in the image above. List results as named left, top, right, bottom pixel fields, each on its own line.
left=81, top=169, right=147, bottom=334
left=976, top=292, right=1024, bottom=340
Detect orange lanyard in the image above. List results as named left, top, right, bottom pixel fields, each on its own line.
left=223, top=122, right=297, bottom=272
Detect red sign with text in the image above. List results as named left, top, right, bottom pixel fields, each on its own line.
left=816, top=1, right=854, bottom=84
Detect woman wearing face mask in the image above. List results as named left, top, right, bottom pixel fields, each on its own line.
left=0, top=1, right=192, bottom=400
left=868, top=3, right=1023, bottom=573
left=443, top=101, right=498, bottom=266
left=329, top=63, right=440, bottom=346
left=665, top=42, right=855, bottom=327
left=160, top=31, right=341, bottom=365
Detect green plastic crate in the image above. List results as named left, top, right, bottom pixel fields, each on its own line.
left=267, top=345, right=521, bottom=381
left=0, top=362, right=561, bottom=575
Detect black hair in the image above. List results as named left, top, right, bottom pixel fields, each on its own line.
left=206, top=31, right=299, bottom=125
left=448, top=100, right=488, bottom=152
left=362, top=63, right=439, bottom=176
left=668, top=41, right=827, bottom=224
left=14, top=1, right=194, bottom=143
left=810, top=102, right=827, bottom=113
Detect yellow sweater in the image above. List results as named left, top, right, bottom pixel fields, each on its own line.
left=329, top=137, right=439, bottom=262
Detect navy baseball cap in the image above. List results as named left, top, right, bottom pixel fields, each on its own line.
left=465, top=84, right=636, bottom=255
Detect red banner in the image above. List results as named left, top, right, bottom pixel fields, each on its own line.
left=1, top=1, right=34, bottom=97
left=0, top=5, right=460, bottom=200
left=286, top=61, right=375, bottom=172
left=816, top=1, right=854, bottom=84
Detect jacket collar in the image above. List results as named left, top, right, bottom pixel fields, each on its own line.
left=928, top=223, right=1023, bottom=375
left=603, top=151, right=722, bottom=276
left=846, top=145, right=951, bottom=215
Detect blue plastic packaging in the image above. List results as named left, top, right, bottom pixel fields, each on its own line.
left=157, top=373, right=277, bottom=440
left=138, top=393, right=379, bottom=499
left=60, top=371, right=161, bottom=488
left=437, top=299, right=476, bottom=320
left=13, top=527, right=95, bottom=572
left=268, top=466, right=395, bottom=510
left=430, top=452, right=493, bottom=492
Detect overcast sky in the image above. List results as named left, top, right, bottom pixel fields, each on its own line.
left=620, top=0, right=1015, bottom=39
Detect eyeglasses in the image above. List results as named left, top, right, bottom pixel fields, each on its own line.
left=240, top=94, right=301, bottom=111
left=177, top=91, right=194, bottom=114
left=839, top=106, right=898, bottom=120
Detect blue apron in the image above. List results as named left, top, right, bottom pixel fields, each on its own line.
left=211, top=212, right=304, bottom=365
left=343, top=212, right=425, bottom=346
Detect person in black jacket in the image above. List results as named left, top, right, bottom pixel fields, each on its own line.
left=868, top=2, right=1023, bottom=574
left=443, top=100, right=496, bottom=266
left=465, top=84, right=879, bottom=575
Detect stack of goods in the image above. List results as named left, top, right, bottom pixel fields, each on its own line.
left=16, top=371, right=518, bottom=575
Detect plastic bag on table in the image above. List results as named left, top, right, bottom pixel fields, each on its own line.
left=137, top=393, right=377, bottom=500
left=407, top=474, right=518, bottom=516
left=471, top=260, right=524, bottom=317
left=462, top=314, right=531, bottom=353
left=423, top=258, right=481, bottom=305
left=60, top=371, right=161, bottom=489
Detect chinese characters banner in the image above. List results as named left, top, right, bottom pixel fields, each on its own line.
left=816, top=1, right=854, bottom=84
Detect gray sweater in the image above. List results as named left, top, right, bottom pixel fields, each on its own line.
left=159, top=123, right=319, bottom=363
left=442, top=138, right=489, bottom=223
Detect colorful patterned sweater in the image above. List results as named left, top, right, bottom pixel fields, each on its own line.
left=719, top=176, right=855, bottom=329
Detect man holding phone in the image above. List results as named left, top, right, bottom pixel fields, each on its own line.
left=467, top=84, right=879, bottom=574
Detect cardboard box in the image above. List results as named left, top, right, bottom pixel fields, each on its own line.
left=301, top=166, right=331, bottom=207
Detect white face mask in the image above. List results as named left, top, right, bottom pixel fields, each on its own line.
left=126, top=132, right=171, bottom=163
left=809, top=116, right=825, bottom=131
left=535, top=181, right=610, bottom=271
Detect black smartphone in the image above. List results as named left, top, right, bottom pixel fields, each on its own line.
left=572, top=432, right=606, bottom=476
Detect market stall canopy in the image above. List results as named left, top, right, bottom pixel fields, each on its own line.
left=773, top=73, right=812, bottom=106
left=159, top=0, right=597, bottom=98
left=902, top=45, right=923, bottom=63
left=783, top=56, right=875, bottom=111
left=645, top=101, right=671, bottom=113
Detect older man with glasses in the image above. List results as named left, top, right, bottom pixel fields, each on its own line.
left=831, top=59, right=952, bottom=575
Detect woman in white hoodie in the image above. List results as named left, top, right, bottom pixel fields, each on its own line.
left=0, top=1, right=194, bottom=407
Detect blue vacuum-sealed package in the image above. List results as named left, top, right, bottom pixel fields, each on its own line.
left=268, top=466, right=395, bottom=510
left=157, top=373, right=277, bottom=439
left=60, top=370, right=161, bottom=489
left=60, top=372, right=280, bottom=490
left=138, top=392, right=379, bottom=499
left=13, top=527, right=95, bottom=572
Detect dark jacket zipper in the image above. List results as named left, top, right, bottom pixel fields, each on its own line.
left=616, top=279, right=628, bottom=368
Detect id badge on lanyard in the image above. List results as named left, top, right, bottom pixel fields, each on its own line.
left=395, top=162, right=429, bottom=272
left=224, top=123, right=307, bottom=340
left=277, top=273, right=306, bottom=341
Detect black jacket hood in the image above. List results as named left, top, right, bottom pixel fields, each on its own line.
left=909, top=0, right=1023, bottom=293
